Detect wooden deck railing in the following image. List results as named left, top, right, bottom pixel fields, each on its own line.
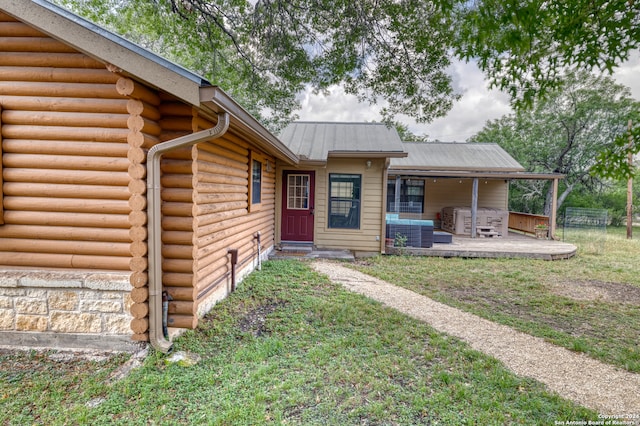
left=508, top=212, right=549, bottom=235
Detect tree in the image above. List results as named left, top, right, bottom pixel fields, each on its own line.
left=383, top=120, right=430, bottom=142
left=470, top=72, right=639, bottom=215
left=455, top=0, right=640, bottom=108
left=54, top=0, right=462, bottom=131
left=56, top=0, right=640, bottom=152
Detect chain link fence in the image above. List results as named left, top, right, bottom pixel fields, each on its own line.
left=562, top=207, right=608, bottom=254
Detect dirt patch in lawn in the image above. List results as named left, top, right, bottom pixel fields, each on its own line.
left=549, top=280, right=640, bottom=305
left=238, top=301, right=285, bottom=337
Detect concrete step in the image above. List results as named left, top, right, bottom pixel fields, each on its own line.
left=279, top=242, right=313, bottom=253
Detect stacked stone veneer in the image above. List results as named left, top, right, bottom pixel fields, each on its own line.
left=0, top=269, right=133, bottom=335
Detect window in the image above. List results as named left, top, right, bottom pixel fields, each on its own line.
left=287, top=174, right=309, bottom=210
left=328, top=174, right=361, bottom=229
left=252, top=159, right=262, bottom=204
left=387, top=178, right=424, bottom=214
left=248, top=151, right=263, bottom=212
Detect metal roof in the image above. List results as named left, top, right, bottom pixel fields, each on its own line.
left=34, top=0, right=211, bottom=87
left=390, top=142, right=525, bottom=172
left=279, top=122, right=407, bottom=162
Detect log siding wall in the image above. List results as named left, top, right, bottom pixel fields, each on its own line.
left=0, top=13, right=151, bottom=340
left=158, top=109, right=277, bottom=329
left=0, top=15, right=138, bottom=273
left=0, top=12, right=279, bottom=342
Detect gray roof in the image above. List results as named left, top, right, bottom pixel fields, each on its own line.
left=2, top=0, right=209, bottom=106
left=390, top=142, right=524, bottom=172
left=279, top=122, right=407, bottom=162
left=33, top=0, right=210, bottom=87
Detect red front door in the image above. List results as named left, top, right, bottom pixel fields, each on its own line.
left=281, top=171, right=315, bottom=242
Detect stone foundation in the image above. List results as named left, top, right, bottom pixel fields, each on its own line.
left=0, top=269, right=136, bottom=350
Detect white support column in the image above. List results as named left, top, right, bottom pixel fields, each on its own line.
left=551, top=178, right=559, bottom=239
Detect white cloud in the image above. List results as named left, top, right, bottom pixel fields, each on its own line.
left=297, top=86, right=382, bottom=123
left=297, top=55, right=639, bottom=142
left=411, top=61, right=511, bottom=141
left=613, top=51, right=640, bottom=99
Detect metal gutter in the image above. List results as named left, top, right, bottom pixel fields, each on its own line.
left=146, top=112, right=230, bottom=353
left=387, top=170, right=565, bottom=180
left=328, top=151, right=408, bottom=159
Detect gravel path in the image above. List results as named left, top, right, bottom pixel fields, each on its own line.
left=311, top=260, right=640, bottom=417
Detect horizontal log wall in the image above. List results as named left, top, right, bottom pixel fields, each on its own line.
left=158, top=99, right=196, bottom=327
left=0, top=17, right=131, bottom=270
left=0, top=15, right=161, bottom=341
left=190, top=130, right=277, bottom=320
left=0, top=13, right=281, bottom=339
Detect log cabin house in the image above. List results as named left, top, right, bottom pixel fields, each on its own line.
left=0, top=0, right=299, bottom=352
left=0, top=1, right=562, bottom=353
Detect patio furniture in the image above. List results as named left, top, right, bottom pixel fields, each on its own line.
left=385, top=215, right=434, bottom=248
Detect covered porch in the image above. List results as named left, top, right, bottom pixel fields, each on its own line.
left=386, top=142, right=565, bottom=241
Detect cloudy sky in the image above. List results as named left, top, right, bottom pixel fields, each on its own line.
left=296, top=52, right=640, bottom=142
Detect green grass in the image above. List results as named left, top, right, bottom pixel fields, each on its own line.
left=0, top=260, right=596, bottom=425
left=350, top=226, right=640, bottom=373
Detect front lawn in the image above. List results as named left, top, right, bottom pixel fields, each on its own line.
left=351, top=226, right=640, bottom=373
left=0, top=260, right=595, bottom=425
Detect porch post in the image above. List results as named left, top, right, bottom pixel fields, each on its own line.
left=471, top=178, right=478, bottom=238
left=550, top=178, right=558, bottom=239
left=394, top=176, right=401, bottom=213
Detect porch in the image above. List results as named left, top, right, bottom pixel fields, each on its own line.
left=386, top=231, right=577, bottom=261
left=272, top=231, right=577, bottom=261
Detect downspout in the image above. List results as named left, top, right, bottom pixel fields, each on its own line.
left=147, top=112, right=230, bottom=353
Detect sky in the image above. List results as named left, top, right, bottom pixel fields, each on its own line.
left=296, top=52, right=640, bottom=142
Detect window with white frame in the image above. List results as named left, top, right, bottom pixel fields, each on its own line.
left=248, top=151, right=263, bottom=212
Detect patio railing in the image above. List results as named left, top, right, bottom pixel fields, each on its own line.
left=508, top=212, right=549, bottom=235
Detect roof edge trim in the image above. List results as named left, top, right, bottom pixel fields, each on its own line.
left=328, top=151, right=408, bottom=159
left=200, top=87, right=299, bottom=165
left=4, top=0, right=208, bottom=105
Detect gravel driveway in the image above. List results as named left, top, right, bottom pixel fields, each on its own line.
left=311, top=260, right=640, bottom=418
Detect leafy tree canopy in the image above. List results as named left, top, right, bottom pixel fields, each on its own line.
left=470, top=72, right=638, bottom=214
left=455, top=0, right=640, bottom=108
left=54, top=0, right=462, bottom=131
left=55, top=0, right=639, bottom=142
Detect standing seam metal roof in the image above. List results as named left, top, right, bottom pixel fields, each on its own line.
left=279, top=122, right=406, bottom=161
left=390, top=142, right=524, bottom=172
left=34, top=0, right=211, bottom=87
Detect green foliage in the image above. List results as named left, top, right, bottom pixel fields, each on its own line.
left=385, top=119, right=430, bottom=142
left=455, top=0, right=640, bottom=108
left=563, top=178, right=640, bottom=226
left=53, top=0, right=640, bottom=135
left=54, top=0, right=464, bottom=129
left=592, top=116, right=640, bottom=180
left=471, top=72, right=638, bottom=214
left=394, top=232, right=407, bottom=248
left=54, top=0, right=301, bottom=130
